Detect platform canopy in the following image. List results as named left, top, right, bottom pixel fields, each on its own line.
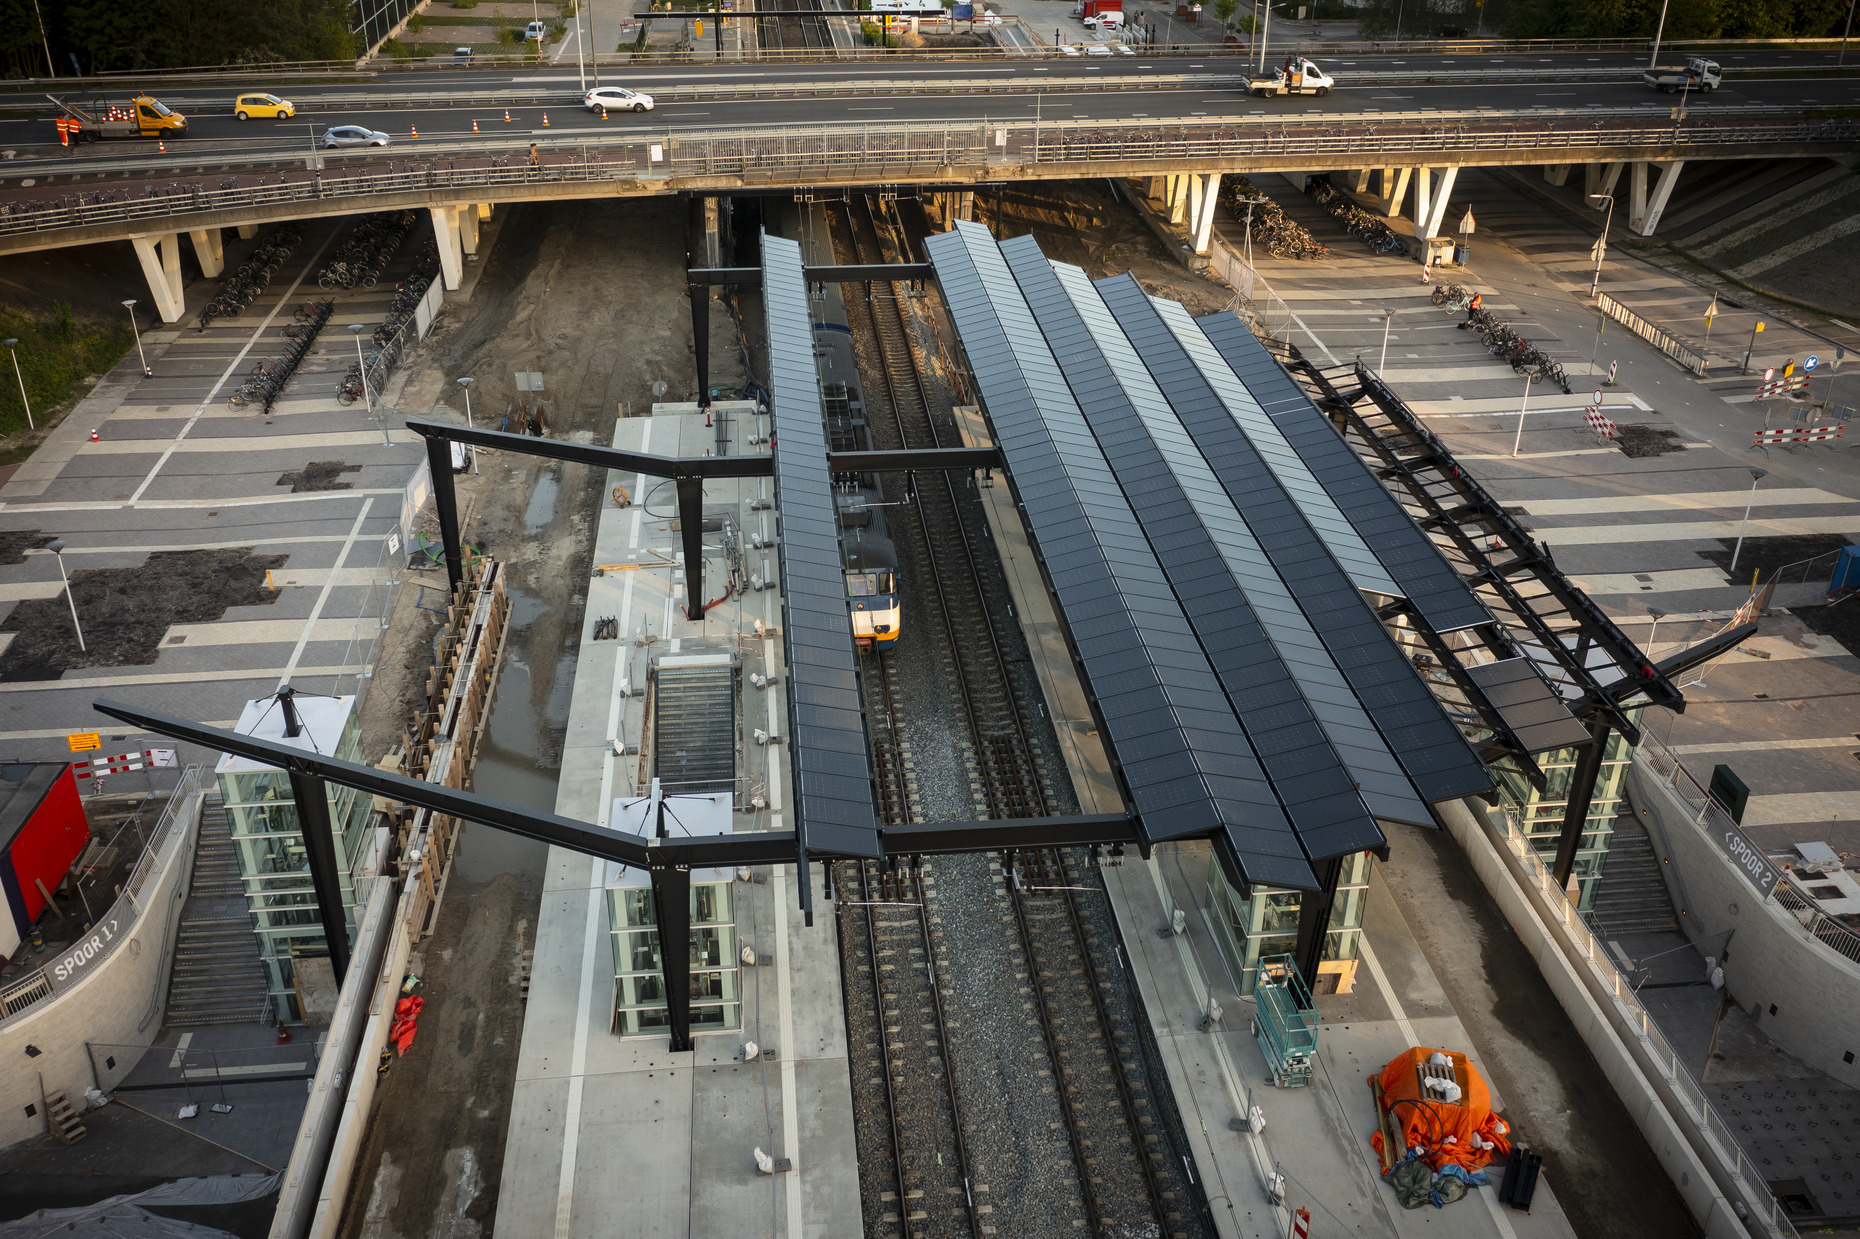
left=924, top=221, right=1494, bottom=895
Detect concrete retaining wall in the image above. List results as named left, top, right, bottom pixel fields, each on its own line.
left=0, top=787, right=204, bottom=1148
left=1627, top=756, right=1860, bottom=1090
left=1438, top=798, right=1762, bottom=1239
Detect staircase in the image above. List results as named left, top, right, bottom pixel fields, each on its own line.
left=1588, top=820, right=1681, bottom=936
left=164, top=798, right=273, bottom=1027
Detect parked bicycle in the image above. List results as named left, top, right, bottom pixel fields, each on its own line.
left=1310, top=179, right=1408, bottom=257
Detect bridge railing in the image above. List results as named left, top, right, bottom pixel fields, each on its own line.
left=1597, top=292, right=1709, bottom=374
left=3, top=114, right=1856, bottom=241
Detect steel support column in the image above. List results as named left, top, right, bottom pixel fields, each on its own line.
left=676, top=474, right=706, bottom=619
left=1293, top=855, right=1344, bottom=990
left=651, top=862, right=693, bottom=1052
left=425, top=429, right=465, bottom=591
left=691, top=282, right=711, bottom=410
left=1552, top=715, right=1613, bottom=887
left=287, top=769, right=352, bottom=983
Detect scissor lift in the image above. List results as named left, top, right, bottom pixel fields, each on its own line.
left=1251, top=954, right=1319, bottom=1088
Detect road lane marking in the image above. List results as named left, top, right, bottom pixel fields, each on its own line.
left=169, top=1033, right=193, bottom=1069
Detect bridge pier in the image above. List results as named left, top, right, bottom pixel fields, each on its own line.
left=1351, top=168, right=1373, bottom=194
left=237, top=224, right=258, bottom=240
left=1377, top=167, right=1411, bottom=219
left=429, top=205, right=464, bottom=291
left=1628, top=160, right=1685, bottom=236
left=188, top=228, right=224, bottom=279
left=459, top=205, right=481, bottom=257
left=129, top=234, right=185, bottom=324
left=1543, top=164, right=1573, bottom=187
left=1186, top=171, right=1221, bottom=255
left=1584, top=161, right=1626, bottom=203
left=1411, top=166, right=1460, bottom=244
left=1165, top=174, right=1190, bottom=225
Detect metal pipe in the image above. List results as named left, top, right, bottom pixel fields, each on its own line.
left=1728, top=467, right=1766, bottom=574
left=1510, top=370, right=1533, bottom=457
left=47, top=539, right=84, bottom=651
left=123, top=299, right=150, bottom=377
left=3, top=339, right=33, bottom=430
left=1649, top=0, right=1671, bottom=68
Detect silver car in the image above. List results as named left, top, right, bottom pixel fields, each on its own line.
left=585, top=86, right=654, bottom=113
left=322, top=125, right=391, bottom=148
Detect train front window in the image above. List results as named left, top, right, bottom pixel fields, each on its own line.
left=846, top=571, right=895, bottom=598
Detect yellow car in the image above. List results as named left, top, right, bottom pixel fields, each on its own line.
left=233, top=93, right=296, bottom=121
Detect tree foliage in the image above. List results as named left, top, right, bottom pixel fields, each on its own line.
left=1354, top=0, right=1850, bottom=39
left=57, top=0, right=355, bottom=70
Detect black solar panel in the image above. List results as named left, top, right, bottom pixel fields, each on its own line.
left=763, top=236, right=882, bottom=860
left=1194, top=312, right=1493, bottom=635
left=1002, top=236, right=1412, bottom=846
left=926, top=222, right=1317, bottom=894
left=1099, top=276, right=1492, bottom=806
left=1466, top=658, right=1592, bottom=753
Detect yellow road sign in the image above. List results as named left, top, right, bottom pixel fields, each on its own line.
left=66, top=732, right=101, bottom=752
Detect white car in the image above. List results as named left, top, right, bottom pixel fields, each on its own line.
left=322, top=125, right=390, bottom=148
left=585, top=86, right=655, bottom=113
left=525, top=19, right=549, bottom=40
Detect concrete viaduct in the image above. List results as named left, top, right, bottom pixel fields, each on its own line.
left=3, top=110, right=1852, bottom=321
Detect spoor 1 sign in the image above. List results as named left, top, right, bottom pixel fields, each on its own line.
left=1711, top=817, right=1780, bottom=899
left=50, top=915, right=124, bottom=988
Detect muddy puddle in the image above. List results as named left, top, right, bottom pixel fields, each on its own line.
left=453, top=588, right=573, bottom=884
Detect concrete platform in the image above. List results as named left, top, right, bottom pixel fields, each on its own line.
left=493, top=405, right=860, bottom=1239
left=959, top=407, right=1579, bottom=1239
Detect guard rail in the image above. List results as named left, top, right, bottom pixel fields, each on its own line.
left=1, top=113, right=1854, bottom=241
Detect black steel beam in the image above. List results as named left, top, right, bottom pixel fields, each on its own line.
left=650, top=863, right=693, bottom=1053
left=833, top=446, right=1001, bottom=472
left=1588, top=621, right=1755, bottom=706
left=288, top=770, right=352, bottom=983
left=425, top=430, right=465, bottom=591
left=1552, top=715, right=1612, bottom=887
left=691, top=279, right=711, bottom=412
left=1293, top=855, right=1343, bottom=990
left=686, top=263, right=935, bottom=287
left=880, top=814, right=1139, bottom=855
left=676, top=475, right=706, bottom=620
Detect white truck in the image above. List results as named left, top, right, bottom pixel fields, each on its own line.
left=1642, top=56, right=1720, bottom=93
left=1246, top=57, right=1334, bottom=98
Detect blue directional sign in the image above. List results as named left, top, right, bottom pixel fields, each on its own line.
left=1805, top=355, right=1819, bottom=370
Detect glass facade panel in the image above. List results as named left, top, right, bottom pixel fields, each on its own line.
left=1206, top=850, right=1374, bottom=995
left=1490, top=712, right=1638, bottom=910
left=607, top=879, right=741, bottom=1037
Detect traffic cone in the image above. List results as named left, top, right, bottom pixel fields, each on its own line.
left=542, top=113, right=550, bottom=126
left=411, top=123, right=418, bottom=138
left=504, top=108, right=512, bottom=123
left=472, top=118, right=480, bottom=133
left=89, top=428, right=99, bottom=442
left=601, top=105, right=608, bottom=120
left=158, top=138, right=166, bottom=153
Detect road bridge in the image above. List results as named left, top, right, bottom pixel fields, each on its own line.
left=2, top=59, right=1853, bottom=318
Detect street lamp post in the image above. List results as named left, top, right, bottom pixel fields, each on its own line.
left=1728, top=468, right=1767, bottom=577
left=1379, top=307, right=1396, bottom=373
left=1649, top=0, right=1671, bottom=67
left=45, top=539, right=85, bottom=652
left=2, top=339, right=33, bottom=431
left=1843, top=0, right=1855, bottom=66
left=1742, top=320, right=1765, bottom=375
left=1511, top=370, right=1534, bottom=458
left=122, top=299, right=151, bottom=377
left=350, top=324, right=391, bottom=446
left=458, top=377, right=479, bottom=474
left=1586, top=193, right=1615, bottom=299
left=1646, top=606, right=1667, bottom=661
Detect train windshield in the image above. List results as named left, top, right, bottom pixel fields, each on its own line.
left=846, top=571, right=895, bottom=598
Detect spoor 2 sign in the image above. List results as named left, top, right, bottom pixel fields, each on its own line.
left=50, top=915, right=124, bottom=988
left=1710, top=816, right=1780, bottom=899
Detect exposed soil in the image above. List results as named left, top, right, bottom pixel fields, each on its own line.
left=0, top=530, right=53, bottom=565
left=276, top=460, right=362, bottom=492
left=1695, top=533, right=1855, bottom=586
left=1615, top=423, right=1688, bottom=457
left=0, top=548, right=284, bottom=682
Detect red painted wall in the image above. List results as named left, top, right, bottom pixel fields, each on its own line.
left=7, top=767, right=88, bottom=923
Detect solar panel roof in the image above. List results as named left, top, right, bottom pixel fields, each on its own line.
left=926, top=221, right=1320, bottom=893
left=1193, top=312, right=1494, bottom=635
left=1097, top=278, right=1492, bottom=806
left=1002, top=237, right=1414, bottom=848
left=763, top=235, right=881, bottom=861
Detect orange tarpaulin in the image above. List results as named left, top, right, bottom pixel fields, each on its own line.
left=1368, top=1046, right=1510, bottom=1174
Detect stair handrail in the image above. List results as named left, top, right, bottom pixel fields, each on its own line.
left=0, top=766, right=206, bottom=1026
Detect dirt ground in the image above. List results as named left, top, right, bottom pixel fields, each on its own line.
left=336, top=194, right=744, bottom=1239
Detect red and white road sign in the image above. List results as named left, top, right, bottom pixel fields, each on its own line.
left=1586, top=408, right=1618, bottom=439
left=1292, top=1207, right=1312, bottom=1239
left=1606, top=360, right=1618, bottom=385
left=1592, top=388, right=1605, bottom=405
left=1753, top=426, right=1845, bottom=446
left=70, top=750, right=155, bottom=782
left=1762, top=367, right=1776, bottom=383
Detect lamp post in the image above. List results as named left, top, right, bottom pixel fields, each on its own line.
left=1511, top=370, right=1533, bottom=458
left=1728, top=467, right=1767, bottom=577
left=1586, top=193, right=1614, bottom=299
left=1843, top=0, right=1855, bottom=66
left=45, top=539, right=85, bottom=652
left=350, top=324, right=390, bottom=446
left=458, top=376, right=478, bottom=474
left=1646, top=606, right=1667, bottom=661
left=1379, top=307, right=1396, bottom=373
left=1649, top=0, right=1671, bottom=67
left=122, top=299, right=151, bottom=377
left=2, top=339, right=32, bottom=431
left=1742, top=319, right=1765, bottom=375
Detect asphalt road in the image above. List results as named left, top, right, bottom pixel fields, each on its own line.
left=3, top=62, right=1856, bottom=172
